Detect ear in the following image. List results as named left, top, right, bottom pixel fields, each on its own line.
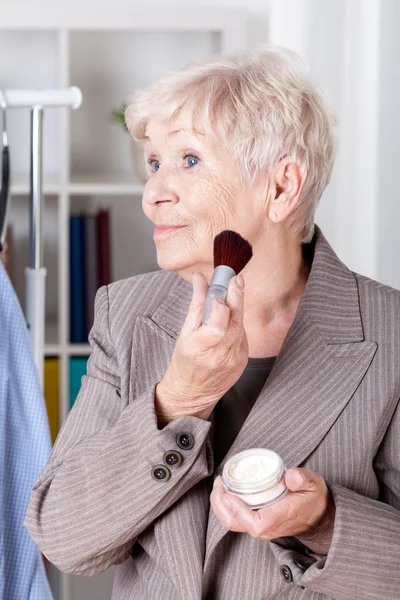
left=267, top=157, right=307, bottom=224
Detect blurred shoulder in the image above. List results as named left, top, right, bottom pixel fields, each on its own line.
left=354, top=271, right=400, bottom=331
left=354, top=271, right=400, bottom=302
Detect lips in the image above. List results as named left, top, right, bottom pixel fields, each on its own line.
left=154, top=225, right=186, bottom=236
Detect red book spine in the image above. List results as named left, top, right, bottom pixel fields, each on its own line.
left=97, top=210, right=111, bottom=286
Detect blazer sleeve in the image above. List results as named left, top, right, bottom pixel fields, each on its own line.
left=270, top=399, right=400, bottom=600
left=24, top=285, right=213, bottom=576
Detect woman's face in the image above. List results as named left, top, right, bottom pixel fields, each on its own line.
left=142, top=115, right=267, bottom=281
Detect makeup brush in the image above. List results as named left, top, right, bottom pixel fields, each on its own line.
left=202, top=230, right=253, bottom=325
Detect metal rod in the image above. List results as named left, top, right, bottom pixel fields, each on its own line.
left=1, top=91, right=8, bottom=144
left=29, top=106, right=44, bottom=269
left=2, top=86, right=82, bottom=109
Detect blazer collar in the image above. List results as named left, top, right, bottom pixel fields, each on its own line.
left=151, top=224, right=365, bottom=345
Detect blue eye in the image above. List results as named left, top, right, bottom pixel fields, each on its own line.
left=184, top=155, right=199, bottom=168
left=147, top=159, right=160, bottom=172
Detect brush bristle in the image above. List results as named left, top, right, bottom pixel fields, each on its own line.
left=213, top=230, right=253, bottom=273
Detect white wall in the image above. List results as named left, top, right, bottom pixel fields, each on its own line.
left=377, top=0, right=400, bottom=288
left=269, top=0, right=400, bottom=289
left=147, top=0, right=270, bottom=46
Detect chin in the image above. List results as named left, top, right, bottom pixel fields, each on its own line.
left=156, top=252, right=193, bottom=275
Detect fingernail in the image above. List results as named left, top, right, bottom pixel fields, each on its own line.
left=295, top=471, right=304, bottom=487
left=236, top=274, right=244, bottom=290
left=289, top=469, right=304, bottom=489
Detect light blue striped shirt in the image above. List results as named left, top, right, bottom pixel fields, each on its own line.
left=0, top=262, right=54, bottom=600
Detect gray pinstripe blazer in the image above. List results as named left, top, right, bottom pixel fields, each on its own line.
left=25, top=226, right=400, bottom=599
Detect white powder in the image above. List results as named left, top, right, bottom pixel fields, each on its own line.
left=223, top=449, right=287, bottom=508
left=228, top=454, right=280, bottom=483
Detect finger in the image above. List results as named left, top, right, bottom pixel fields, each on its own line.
left=224, top=275, right=245, bottom=346
left=212, top=478, right=304, bottom=540
left=231, top=488, right=310, bottom=539
left=211, top=477, right=266, bottom=537
left=285, top=468, right=321, bottom=493
left=210, top=477, right=249, bottom=533
left=198, top=296, right=230, bottom=342
left=180, top=272, right=209, bottom=336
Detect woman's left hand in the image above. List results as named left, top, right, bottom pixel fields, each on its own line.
left=210, top=468, right=335, bottom=553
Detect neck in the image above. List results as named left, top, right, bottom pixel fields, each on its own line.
left=239, top=227, right=312, bottom=332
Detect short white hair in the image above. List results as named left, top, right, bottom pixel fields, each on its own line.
left=125, top=44, right=337, bottom=242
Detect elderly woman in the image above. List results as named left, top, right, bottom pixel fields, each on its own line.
left=25, top=46, right=400, bottom=599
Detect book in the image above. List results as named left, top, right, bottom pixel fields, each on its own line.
left=44, top=358, right=59, bottom=445
left=97, top=209, right=111, bottom=286
left=69, top=215, right=87, bottom=343
left=84, top=214, right=98, bottom=336
left=69, top=356, right=89, bottom=410
left=69, top=210, right=112, bottom=343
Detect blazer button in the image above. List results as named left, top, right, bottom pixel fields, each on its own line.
left=280, top=565, right=293, bottom=583
left=163, top=450, right=183, bottom=468
left=151, top=464, right=171, bottom=482
left=176, top=432, right=194, bottom=450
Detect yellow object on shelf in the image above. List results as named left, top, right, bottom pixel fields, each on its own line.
left=44, top=358, right=59, bottom=446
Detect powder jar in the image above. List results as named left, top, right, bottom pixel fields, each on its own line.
left=222, top=448, right=288, bottom=510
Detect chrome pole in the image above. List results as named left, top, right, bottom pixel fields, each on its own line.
left=30, top=106, right=44, bottom=269
left=26, top=105, right=46, bottom=387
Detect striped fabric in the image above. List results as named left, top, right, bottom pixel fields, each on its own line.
left=0, top=263, right=54, bottom=600
left=24, top=226, right=400, bottom=599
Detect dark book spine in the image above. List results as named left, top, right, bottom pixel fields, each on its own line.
left=69, top=216, right=87, bottom=343
left=84, top=215, right=98, bottom=336
left=97, top=210, right=111, bottom=286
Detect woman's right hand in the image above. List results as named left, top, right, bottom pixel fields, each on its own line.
left=155, top=271, right=249, bottom=424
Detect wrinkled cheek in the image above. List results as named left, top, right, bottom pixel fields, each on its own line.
left=188, top=178, right=239, bottom=236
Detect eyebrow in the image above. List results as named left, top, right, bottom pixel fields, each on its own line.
left=144, top=129, right=185, bottom=142
left=144, top=128, right=204, bottom=142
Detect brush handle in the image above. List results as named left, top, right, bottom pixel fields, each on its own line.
left=202, top=265, right=236, bottom=325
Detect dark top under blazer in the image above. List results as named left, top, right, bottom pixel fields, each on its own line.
left=24, top=226, right=400, bottom=599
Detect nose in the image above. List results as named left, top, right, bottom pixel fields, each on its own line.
left=143, top=165, right=179, bottom=207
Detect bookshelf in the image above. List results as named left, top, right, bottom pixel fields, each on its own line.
left=1, top=5, right=247, bottom=600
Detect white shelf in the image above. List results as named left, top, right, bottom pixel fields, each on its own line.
left=68, top=172, right=144, bottom=196
left=45, top=344, right=61, bottom=356
left=67, top=344, right=91, bottom=356
left=45, top=322, right=60, bottom=355
left=11, top=172, right=145, bottom=196
left=11, top=172, right=61, bottom=195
